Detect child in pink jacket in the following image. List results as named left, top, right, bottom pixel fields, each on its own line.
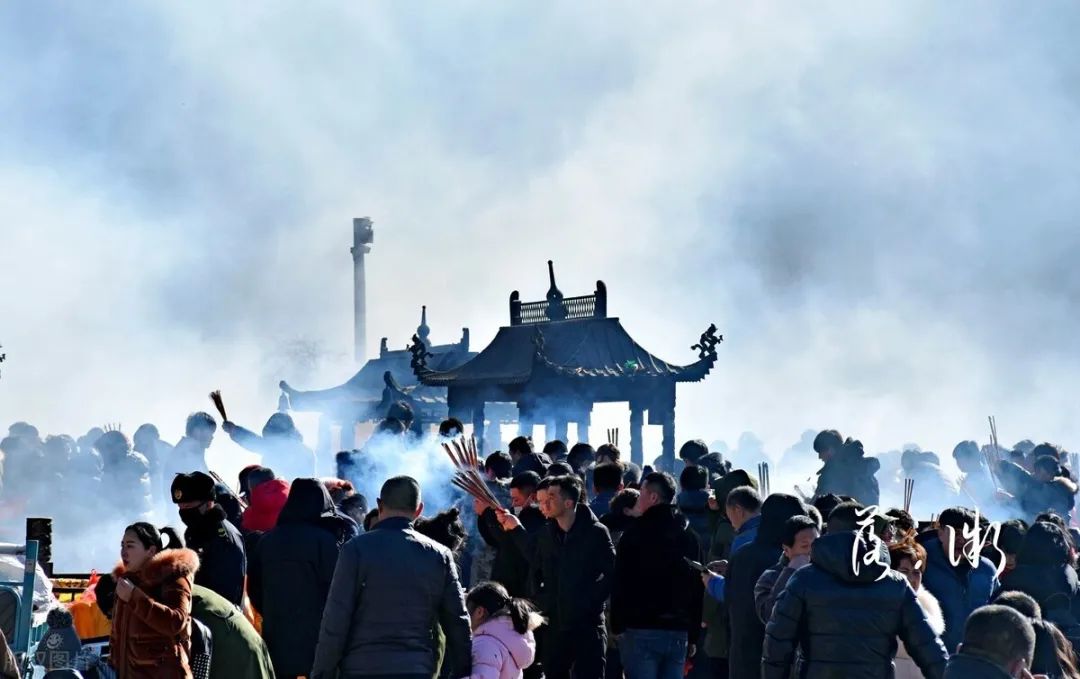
left=467, top=582, right=543, bottom=679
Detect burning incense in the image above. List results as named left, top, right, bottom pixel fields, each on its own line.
left=903, top=478, right=914, bottom=514
left=757, top=462, right=771, bottom=497
left=443, top=436, right=503, bottom=510
left=209, top=390, right=229, bottom=423
left=607, top=428, right=620, bottom=447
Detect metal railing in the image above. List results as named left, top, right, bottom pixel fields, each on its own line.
left=0, top=540, right=39, bottom=654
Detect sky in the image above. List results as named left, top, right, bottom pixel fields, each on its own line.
left=2, top=2, right=1079, bottom=484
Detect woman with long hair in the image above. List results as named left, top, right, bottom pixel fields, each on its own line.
left=110, top=522, right=199, bottom=679
left=467, top=581, right=543, bottom=679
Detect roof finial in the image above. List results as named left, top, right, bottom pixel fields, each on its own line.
left=545, top=260, right=567, bottom=321
left=417, top=305, right=431, bottom=343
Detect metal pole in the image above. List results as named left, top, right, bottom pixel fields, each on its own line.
left=14, top=539, right=38, bottom=654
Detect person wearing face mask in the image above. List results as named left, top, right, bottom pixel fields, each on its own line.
left=467, top=581, right=543, bottom=679
left=110, top=522, right=199, bottom=679
left=478, top=471, right=545, bottom=598
left=171, top=471, right=246, bottom=606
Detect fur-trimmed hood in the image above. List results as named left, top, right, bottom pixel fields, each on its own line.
left=113, top=548, right=200, bottom=587
left=916, top=586, right=945, bottom=637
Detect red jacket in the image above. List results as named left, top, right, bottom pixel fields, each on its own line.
left=242, top=479, right=290, bottom=533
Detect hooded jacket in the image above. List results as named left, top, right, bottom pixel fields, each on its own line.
left=110, top=548, right=199, bottom=679
left=921, top=536, right=998, bottom=655
left=249, top=478, right=341, bottom=678
left=727, top=493, right=806, bottom=679
left=183, top=505, right=246, bottom=607
left=190, top=584, right=275, bottom=679
left=240, top=479, right=290, bottom=534
left=470, top=615, right=538, bottom=679
left=815, top=441, right=881, bottom=506
left=762, top=532, right=948, bottom=679
left=527, top=503, right=615, bottom=632
left=997, top=544, right=1080, bottom=651
left=610, top=503, right=704, bottom=642
left=895, top=587, right=946, bottom=679
left=677, top=489, right=712, bottom=557
left=310, top=516, right=472, bottom=679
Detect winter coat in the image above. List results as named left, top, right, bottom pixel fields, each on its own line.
left=191, top=584, right=275, bottom=679
left=814, top=444, right=881, bottom=506
left=183, top=505, right=246, bottom=607
left=599, top=509, right=634, bottom=547
left=310, top=516, right=472, bottom=679
left=895, top=587, right=946, bottom=679
left=589, top=491, right=617, bottom=519
left=755, top=555, right=807, bottom=625
left=110, top=548, right=199, bottom=679
left=921, top=536, right=998, bottom=655
left=727, top=493, right=807, bottom=679
left=942, top=653, right=1014, bottom=679
left=226, top=425, right=316, bottom=484
left=249, top=479, right=341, bottom=678
left=511, top=452, right=551, bottom=478
left=167, top=437, right=210, bottom=478
left=526, top=503, right=615, bottom=633
left=610, top=504, right=704, bottom=642
left=241, top=480, right=290, bottom=533
left=470, top=615, right=537, bottom=679
left=677, top=489, right=712, bottom=558
left=479, top=505, right=545, bottom=598
left=762, top=531, right=948, bottom=679
left=997, top=562, right=1080, bottom=650
left=998, top=461, right=1078, bottom=521
left=103, top=452, right=154, bottom=520
left=702, top=468, right=757, bottom=660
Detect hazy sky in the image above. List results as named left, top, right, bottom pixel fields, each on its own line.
left=2, top=2, right=1079, bottom=475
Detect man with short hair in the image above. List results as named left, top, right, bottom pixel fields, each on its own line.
left=754, top=514, right=820, bottom=624
left=172, top=471, right=246, bottom=606
left=168, top=412, right=216, bottom=479
left=726, top=485, right=763, bottom=554
left=510, top=436, right=551, bottom=476
left=498, top=474, right=615, bottom=679
left=944, top=605, right=1035, bottom=678
left=596, top=443, right=621, bottom=466
left=590, top=462, right=624, bottom=518
left=922, top=507, right=999, bottom=654
left=478, top=471, right=544, bottom=597
left=484, top=451, right=513, bottom=481
left=612, top=472, right=703, bottom=679
left=312, top=476, right=471, bottom=679
left=825, top=500, right=865, bottom=533
left=812, top=429, right=880, bottom=506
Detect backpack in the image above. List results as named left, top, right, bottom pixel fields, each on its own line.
left=189, top=617, right=213, bottom=679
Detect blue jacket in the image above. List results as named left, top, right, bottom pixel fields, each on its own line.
left=922, top=536, right=998, bottom=655
left=705, top=515, right=762, bottom=603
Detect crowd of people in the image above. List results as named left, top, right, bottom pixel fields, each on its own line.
left=1, top=412, right=1079, bottom=679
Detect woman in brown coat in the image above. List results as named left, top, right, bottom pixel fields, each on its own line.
left=111, top=522, right=199, bottom=679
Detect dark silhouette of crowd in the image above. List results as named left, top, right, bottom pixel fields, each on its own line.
left=3, top=415, right=1080, bottom=679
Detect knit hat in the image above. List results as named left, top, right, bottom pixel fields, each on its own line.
left=35, top=608, right=82, bottom=669
left=171, top=471, right=217, bottom=504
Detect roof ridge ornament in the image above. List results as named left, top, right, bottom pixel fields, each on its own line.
left=417, top=305, right=431, bottom=344
left=408, top=333, right=433, bottom=373
left=691, top=324, right=723, bottom=359
left=545, top=260, right=567, bottom=321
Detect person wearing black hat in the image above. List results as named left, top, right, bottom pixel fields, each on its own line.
left=172, top=471, right=247, bottom=606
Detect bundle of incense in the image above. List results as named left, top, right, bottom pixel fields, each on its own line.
left=443, top=436, right=503, bottom=511
left=209, top=470, right=248, bottom=511
left=984, top=415, right=1002, bottom=490
left=757, top=462, right=771, bottom=497
left=607, top=428, right=620, bottom=447
left=209, top=390, right=229, bottom=423
left=903, top=478, right=915, bottom=514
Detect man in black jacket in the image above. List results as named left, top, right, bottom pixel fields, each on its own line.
left=611, top=472, right=703, bottom=679
left=311, top=475, right=471, bottom=679
left=498, top=474, right=615, bottom=679
left=762, top=529, right=948, bottom=679
left=944, top=605, right=1035, bottom=679
left=172, top=471, right=246, bottom=606
left=725, top=493, right=806, bottom=679
left=812, top=429, right=880, bottom=506
left=249, top=478, right=344, bottom=678
left=510, top=436, right=552, bottom=477
left=478, top=471, right=544, bottom=597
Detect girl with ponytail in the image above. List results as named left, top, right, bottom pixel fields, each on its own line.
left=466, top=581, right=544, bottom=679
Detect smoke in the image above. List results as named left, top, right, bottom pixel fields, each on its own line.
left=337, top=432, right=460, bottom=518
left=2, top=1, right=1080, bottom=507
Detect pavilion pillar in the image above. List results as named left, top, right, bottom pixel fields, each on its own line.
left=517, top=406, right=534, bottom=439
left=629, top=405, right=644, bottom=467
left=578, top=408, right=592, bottom=446
left=661, top=408, right=676, bottom=473
left=473, top=403, right=487, bottom=457
left=555, top=419, right=569, bottom=445
left=340, top=419, right=356, bottom=450
left=544, top=416, right=557, bottom=445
